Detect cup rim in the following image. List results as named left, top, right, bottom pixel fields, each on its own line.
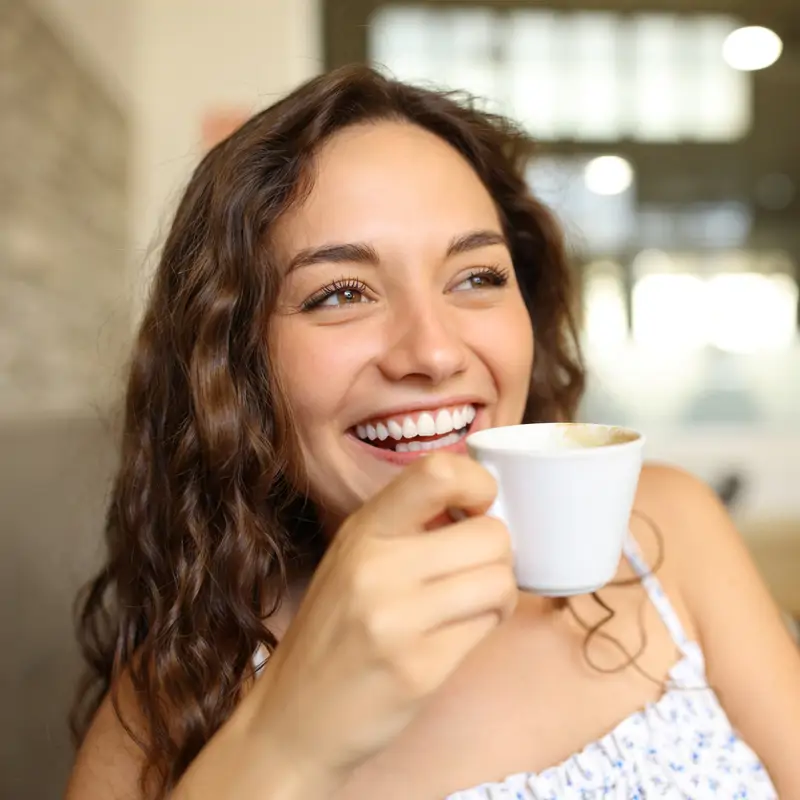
left=466, top=422, right=645, bottom=457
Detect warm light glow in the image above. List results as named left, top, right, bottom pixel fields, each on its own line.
left=723, top=26, right=783, bottom=71
left=632, top=271, right=798, bottom=353
left=632, top=249, right=673, bottom=277
left=584, top=156, right=634, bottom=196
left=633, top=274, right=708, bottom=350
left=583, top=269, right=628, bottom=349
left=708, top=273, right=797, bottom=353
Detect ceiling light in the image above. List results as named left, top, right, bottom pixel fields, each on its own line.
left=723, top=26, right=783, bottom=71
left=584, top=156, right=634, bottom=196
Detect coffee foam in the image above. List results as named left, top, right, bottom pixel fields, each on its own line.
left=555, top=423, right=639, bottom=449
left=466, top=423, right=641, bottom=455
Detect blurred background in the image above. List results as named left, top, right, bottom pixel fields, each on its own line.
left=1, top=0, right=798, bottom=796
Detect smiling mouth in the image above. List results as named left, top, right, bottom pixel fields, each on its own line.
left=352, top=404, right=477, bottom=453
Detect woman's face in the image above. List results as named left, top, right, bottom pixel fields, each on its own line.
left=271, top=121, right=534, bottom=525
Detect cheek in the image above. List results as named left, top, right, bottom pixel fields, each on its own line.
left=482, top=302, right=534, bottom=389
left=271, top=322, right=377, bottom=432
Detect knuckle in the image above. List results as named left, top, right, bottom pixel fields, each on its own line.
left=482, top=514, right=508, bottom=539
left=390, top=655, right=436, bottom=698
left=486, top=518, right=513, bottom=558
left=417, top=452, right=459, bottom=486
left=477, top=462, right=499, bottom=495
left=344, top=550, right=381, bottom=606
left=484, top=563, right=517, bottom=600
left=359, top=600, right=408, bottom=660
left=361, top=605, right=393, bottom=646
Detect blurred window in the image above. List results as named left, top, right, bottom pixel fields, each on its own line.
left=526, top=155, right=636, bottom=253
left=369, top=6, right=751, bottom=142
left=629, top=253, right=798, bottom=354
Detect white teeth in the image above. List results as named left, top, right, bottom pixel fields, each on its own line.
left=396, top=430, right=464, bottom=453
left=355, top=404, right=476, bottom=443
left=418, top=436, right=445, bottom=451
left=402, top=416, right=417, bottom=439
left=396, top=439, right=420, bottom=453
left=416, top=412, right=436, bottom=437
left=434, top=409, right=454, bottom=435
left=388, top=419, right=403, bottom=440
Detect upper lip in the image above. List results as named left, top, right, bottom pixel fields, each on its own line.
left=349, top=397, right=486, bottom=428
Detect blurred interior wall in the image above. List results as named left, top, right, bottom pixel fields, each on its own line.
left=132, top=0, right=322, bottom=319
left=32, top=0, right=134, bottom=104
left=0, top=1, right=321, bottom=796
left=1, top=0, right=130, bottom=419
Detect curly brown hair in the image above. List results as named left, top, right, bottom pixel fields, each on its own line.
left=71, top=64, right=586, bottom=798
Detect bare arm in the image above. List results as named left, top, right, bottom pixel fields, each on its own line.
left=65, top=674, right=146, bottom=800
left=64, top=668, right=333, bottom=800
left=644, top=465, right=800, bottom=795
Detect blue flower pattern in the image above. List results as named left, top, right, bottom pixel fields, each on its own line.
left=445, top=537, right=778, bottom=800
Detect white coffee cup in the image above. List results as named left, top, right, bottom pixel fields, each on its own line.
left=466, top=423, right=645, bottom=596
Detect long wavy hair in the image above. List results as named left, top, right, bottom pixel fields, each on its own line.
left=71, top=64, right=586, bottom=797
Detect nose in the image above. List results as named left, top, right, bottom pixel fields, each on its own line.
left=378, top=299, right=468, bottom=386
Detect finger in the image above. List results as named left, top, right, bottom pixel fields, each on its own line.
left=388, top=515, right=513, bottom=584
left=360, top=453, right=499, bottom=536
left=410, top=562, right=519, bottom=632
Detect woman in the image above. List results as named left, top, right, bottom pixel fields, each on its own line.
left=67, top=66, right=800, bottom=799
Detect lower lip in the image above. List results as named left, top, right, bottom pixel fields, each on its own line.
left=348, top=426, right=475, bottom=465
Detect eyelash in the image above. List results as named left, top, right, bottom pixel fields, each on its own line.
left=301, top=277, right=369, bottom=311
left=462, top=265, right=510, bottom=289
left=300, top=266, right=511, bottom=312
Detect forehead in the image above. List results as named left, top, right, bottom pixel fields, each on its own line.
left=275, top=121, right=504, bottom=257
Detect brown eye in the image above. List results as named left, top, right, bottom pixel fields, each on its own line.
left=323, top=287, right=366, bottom=306
left=302, top=278, right=371, bottom=311
left=452, top=267, right=510, bottom=293
left=467, top=274, right=491, bottom=288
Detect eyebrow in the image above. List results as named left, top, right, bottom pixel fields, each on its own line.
left=285, top=229, right=509, bottom=274
left=446, top=229, right=508, bottom=257
left=287, top=242, right=380, bottom=273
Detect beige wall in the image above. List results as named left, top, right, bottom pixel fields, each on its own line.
left=32, top=0, right=135, bottom=103
left=132, top=0, right=322, bottom=318
left=0, top=0, right=130, bottom=421
left=2, top=4, right=322, bottom=797
left=32, top=0, right=324, bottom=319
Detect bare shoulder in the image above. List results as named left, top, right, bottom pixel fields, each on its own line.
left=593, top=463, right=719, bottom=648
left=65, top=672, right=150, bottom=800
left=633, top=459, right=798, bottom=674
left=632, top=462, right=755, bottom=611
left=633, top=464, right=800, bottom=792
left=635, top=464, right=756, bottom=592
left=635, top=461, right=725, bottom=535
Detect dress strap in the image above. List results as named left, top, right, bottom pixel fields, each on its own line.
left=253, top=643, right=269, bottom=675
left=622, top=533, right=695, bottom=660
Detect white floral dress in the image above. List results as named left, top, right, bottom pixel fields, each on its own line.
left=445, top=537, right=777, bottom=799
